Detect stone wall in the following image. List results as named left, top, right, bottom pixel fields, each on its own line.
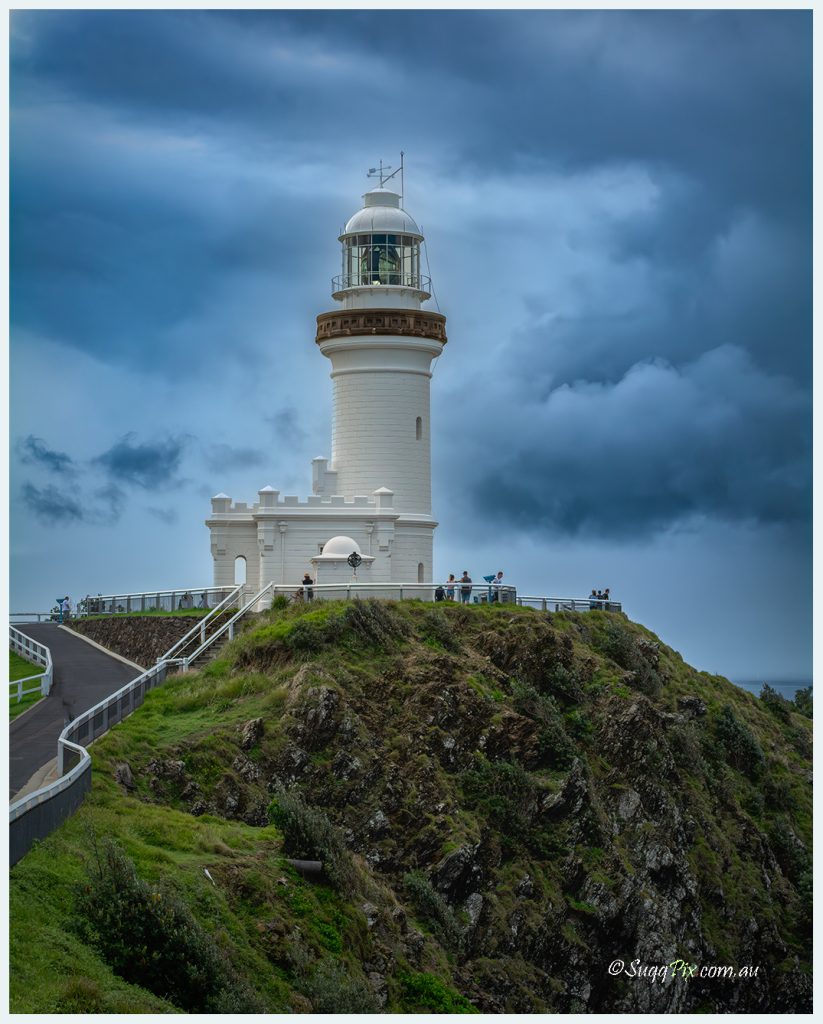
left=69, top=616, right=208, bottom=669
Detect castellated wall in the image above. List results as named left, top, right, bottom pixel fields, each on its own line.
left=331, top=370, right=432, bottom=515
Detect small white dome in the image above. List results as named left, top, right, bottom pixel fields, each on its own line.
left=320, top=535, right=361, bottom=557
left=341, top=188, right=422, bottom=238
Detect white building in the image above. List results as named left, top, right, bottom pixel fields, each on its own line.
left=206, top=174, right=447, bottom=593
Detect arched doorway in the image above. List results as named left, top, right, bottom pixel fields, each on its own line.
left=234, top=555, right=247, bottom=585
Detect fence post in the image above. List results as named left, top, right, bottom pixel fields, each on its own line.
left=541, top=598, right=547, bottom=611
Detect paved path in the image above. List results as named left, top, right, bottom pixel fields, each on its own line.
left=9, top=624, right=139, bottom=801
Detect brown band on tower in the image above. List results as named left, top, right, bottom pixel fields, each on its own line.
left=316, top=309, right=447, bottom=345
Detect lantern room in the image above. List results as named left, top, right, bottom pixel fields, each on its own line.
left=333, top=187, right=431, bottom=301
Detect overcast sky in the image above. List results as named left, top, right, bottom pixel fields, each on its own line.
left=9, top=9, right=812, bottom=682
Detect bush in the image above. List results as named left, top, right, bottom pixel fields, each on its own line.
left=420, top=609, right=459, bottom=651
left=269, top=787, right=357, bottom=892
left=759, top=683, right=792, bottom=722
left=55, top=978, right=105, bottom=1013
left=600, top=622, right=663, bottom=697
left=511, top=680, right=576, bottom=769
left=403, top=871, right=465, bottom=951
left=343, top=599, right=409, bottom=647
left=72, top=837, right=261, bottom=1012
left=793, top=686, right=813, bottom=719
left=398, top=971, right=478, bottom=1013
left=459, top=754, right=555, bottom=855
left=271, top=594, right=290, bottom=611
left=715, top=705, right=765, bottom=777
left=298, top=958, right=379, bottom=1013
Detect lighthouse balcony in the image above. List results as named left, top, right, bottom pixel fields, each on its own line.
left=332, top=272, right=431, bottom=301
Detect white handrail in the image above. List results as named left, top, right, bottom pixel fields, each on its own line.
left=160, top=584, right=244, bottom=662
left=181, top=582, right=273, bottom=670
left=9, top=626, right=53, bottom=701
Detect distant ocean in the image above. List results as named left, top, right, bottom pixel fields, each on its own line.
left=733, top=680, right=812, bottom=700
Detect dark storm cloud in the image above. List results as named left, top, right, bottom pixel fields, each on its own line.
left=203, top=443, right=267, bottom=473
left=10, top=9, right=811, bottom=545
left=21, top=482, right=124, bottom=525
left=93, top=434, right=187, bottom=489
left=21, top=483, right=84, bottom=524
left=18, top=435, right=76, bottom=474
left=464, top=346, right=810, bottom=539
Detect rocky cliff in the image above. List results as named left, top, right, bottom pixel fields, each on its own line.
left=10, top=601, right=811, bottom=1013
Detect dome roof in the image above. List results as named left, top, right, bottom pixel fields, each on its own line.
left=320, top=535, right=361, bottom=558
left=341, top=188, right=422, bottom=238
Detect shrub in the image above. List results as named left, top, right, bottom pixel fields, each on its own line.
left=269, top=787, right=357, bottom=892
left=793, top=686, right=813, bottom=719
left=420, top=609, right=459, bottom=651
left=397, top=971, right=478, bottom=1013
left=600, top=622, right=663, bottom=697
left=72, top=837, right=261, bottom=1012
left=271, top=594, right=290, bottom=611
left=298, top=958, right=379, bottom=1013
left=459, top=754, right=553, bottom=855
left=511, top=680, right=576, bottom=769
left=759, top=683, right=792, bottom=722
left=403, top=871, right=465, bottom=951
left=343, top=599, right=409, bottom=647
left=715, top=705, right=765, bottom=777
left=55, top=978, right=104, bottom=1013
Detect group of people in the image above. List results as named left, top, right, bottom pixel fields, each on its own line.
left=435, top=570, right=505, bottom=604
left=589, top=587, right=613, bottom=610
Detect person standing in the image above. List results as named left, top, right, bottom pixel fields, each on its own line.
left=490, top=570, right=504, bottom=602
left=302, top=572, right=314, bottom=601
left=445, top=574, right=456, bottom=601
left=459, top=571, right=473, bottom=604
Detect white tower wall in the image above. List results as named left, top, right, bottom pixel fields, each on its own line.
left=324, top=350, right=435, bottom=514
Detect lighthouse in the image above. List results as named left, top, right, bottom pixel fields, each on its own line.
left=206, top=164, right=447, bottom=591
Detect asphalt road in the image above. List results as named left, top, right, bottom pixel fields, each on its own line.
left=9, top=624, right=139, bottom=801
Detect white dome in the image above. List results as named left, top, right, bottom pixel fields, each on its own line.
left=320, top=535, right=361, bottom=557
left=341, top=188, right=422, bottom=238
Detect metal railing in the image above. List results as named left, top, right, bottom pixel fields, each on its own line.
left=515, top=596, right=623, bottom=613
left=260, top=583, right=622, bottom=613
left=160, top=584, right=244, bottom=664
left=76, top=586, right=237, bottom=616
left=332, top=272, right=431, bottom=292
left=173, top=581, right=274, bottom=672
left=9, top=626, right=53, bottom=703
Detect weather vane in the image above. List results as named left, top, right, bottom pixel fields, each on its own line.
left=367, top=152, right=405, bottom=200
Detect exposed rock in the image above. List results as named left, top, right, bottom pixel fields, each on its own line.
left=113, top=762, right=135, bottom=790
left=678, top=695, right=708, bottom=717
left=239, top=718, right=264, bottom=750
left=432, top=842, right=483, bottom=903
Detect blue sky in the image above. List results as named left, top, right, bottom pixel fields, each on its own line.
left=9, top=9, right=812, bottom=681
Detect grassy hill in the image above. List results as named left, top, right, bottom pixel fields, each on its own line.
left=9, top=600, right=812, bottom=1012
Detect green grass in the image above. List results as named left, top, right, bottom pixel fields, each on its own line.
left=9, top=651, right=45, bottom=719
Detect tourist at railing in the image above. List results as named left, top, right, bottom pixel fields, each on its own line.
left=459, top=571, right=473, bottom=603
left=445, top=574, right=456, bottom=600
left=490, top=571, right=505, bottom=602
left=302, top=573, right=314, bottom=601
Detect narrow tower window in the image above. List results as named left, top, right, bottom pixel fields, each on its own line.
left=234, top=555, right=247, bottom=585
left=418, top=562, right=424, bottom=583
left=415, top=416, right=422, bottom=440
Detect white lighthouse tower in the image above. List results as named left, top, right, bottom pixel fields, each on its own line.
left=206, top=164, right=447, bottom=590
